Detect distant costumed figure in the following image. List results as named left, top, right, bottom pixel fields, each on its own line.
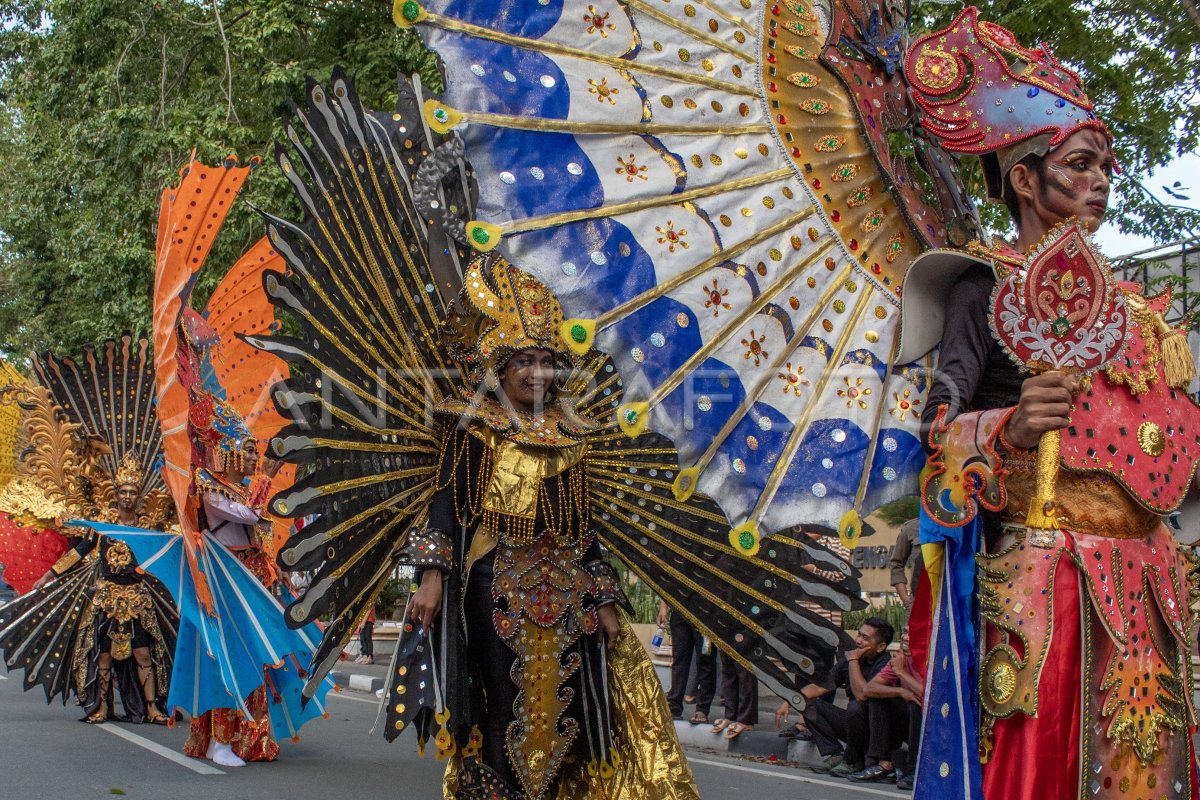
left=87, top=157, right=331, bottom=768
left=0, top=337, right=178, bottom=724
left=239, top=66, right=867, bottom=799
left=897, top=10, right=1200, bottom=800
left=177, top=358, right=285, bottom=765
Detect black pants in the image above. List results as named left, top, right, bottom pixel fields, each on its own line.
left=465, top=566, right=521, bottom=792
left=803, top=697, right=868, bottom=763
left=720, top=656, right=758, bottom=725
left=666, top=612, right=716, bottom=717
left=866, top=697, right=922, bottom=771
left=359, top=619, right=374, bottom=658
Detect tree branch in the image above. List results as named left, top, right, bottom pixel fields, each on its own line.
left=211, top=0, right=239, bottom=126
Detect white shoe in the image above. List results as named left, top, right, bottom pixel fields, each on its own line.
left=206, top=739, right=246, bottom=768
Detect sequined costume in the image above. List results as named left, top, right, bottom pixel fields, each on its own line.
left=897, top=10, right=1200, bottom=800
left=180, top=465, right=282, bottom=763
left=0, top=340, right=178, bottom=723
left=241, top=71, right=863, bottom=799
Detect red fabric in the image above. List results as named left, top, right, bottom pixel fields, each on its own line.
left=0, top=514, right=68, bottom=594
left=183, top=685, right=279, bottom=763
left=1060, top=322, right=1200, bottom=515
left=907, top=562, right=933, bottom=682
left=982, top=554, right=1082, bottom=800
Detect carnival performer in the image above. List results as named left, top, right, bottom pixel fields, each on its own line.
left=900, top=9, right=1200, bottom=799
left=116, top=156, right=333, bottom=770
left=28, top=453, right=173, bottom=724
left=180, top=398, right=285, bottom=766
left=401, top=263, right=663, bottom=798
left=0, top=339, right=178, bottom=725
left=244, top=71, right=861, bottom=800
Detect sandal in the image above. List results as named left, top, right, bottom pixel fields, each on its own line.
left=710, top=718, right=730, bottom=734
left=689, top=710, right=709, bottom=725
left=724, top=722, right=753, bottom=740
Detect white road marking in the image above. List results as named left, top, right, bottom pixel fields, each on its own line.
left=0, top=674, right=8, bottom=680
left=328, top=692, right=380, bottom=706
left=687, top=757, right=906, bottom=797
left=97, top=724, right=225, bottom=775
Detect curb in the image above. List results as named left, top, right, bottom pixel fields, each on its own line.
left=331, top=670, right=384, bottom=693
left=671, top=721, right=789, bottom=759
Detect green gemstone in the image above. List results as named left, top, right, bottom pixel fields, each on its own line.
left=471, top=227, right=490, bottom=245
left=623, top=409, right=638, bottom=424
left=570, top=323, right=587, bottom=343
left=402, top=0, right=420, bottom=21
left=434, top=108, right=448, bottom=123
left=738, top=531, right=755, bottom=550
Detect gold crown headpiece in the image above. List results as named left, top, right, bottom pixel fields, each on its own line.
left=114, top=451, right=146, bottom=489
left=440, top=255, right=578, bottom=385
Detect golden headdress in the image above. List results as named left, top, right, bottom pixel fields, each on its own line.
left=440, top=254, right=579, bottom=385
left=114, top=451, right=146, bottom=489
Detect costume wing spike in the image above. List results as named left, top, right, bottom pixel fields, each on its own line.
left=406, top=0, right=969, bottom=540
left=245, top=73, right=478, bottom=687
left=573, top=353, right=861, bottom=707
left=205, top=237, right=290, bottom=437
left=153, top=157, right=254, bottom=608
left=0, top=562, right=95, bottom=703
left=205, top=237, right=299, bottom=556
left=153, top=159, right=253, bottom=529
left=32, top=335, right=166, bottom=503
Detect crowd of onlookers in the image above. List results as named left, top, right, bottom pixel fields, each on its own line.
left=659, top=517, right=926, bottom=790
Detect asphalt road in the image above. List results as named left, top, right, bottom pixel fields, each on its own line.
left=0, top=667, right=907, bottom=800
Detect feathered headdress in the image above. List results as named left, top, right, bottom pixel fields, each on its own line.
left=189, top=393, right=254, bottom=473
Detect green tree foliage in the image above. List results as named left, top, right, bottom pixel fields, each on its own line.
left=874, top=495, right=919, bottom=527
left=913, top=0, right=1200, bottom=243
left=0, top=0, right=438, bottom=355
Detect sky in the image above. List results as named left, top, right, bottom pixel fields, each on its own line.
left=1094, top=152, right=1200, bottom=259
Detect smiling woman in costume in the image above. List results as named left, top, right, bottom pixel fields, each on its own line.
left=402, top=256, right=681, bottom=799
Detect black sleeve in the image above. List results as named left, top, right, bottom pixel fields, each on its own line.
left=920, top=270, right=996, bottom=454
left=73, top=534, right=99, bottom=560
left=427, top=426, right=471, bottom=535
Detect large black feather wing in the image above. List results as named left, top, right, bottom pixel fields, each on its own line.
left=244, top=71, right=478, bottom=690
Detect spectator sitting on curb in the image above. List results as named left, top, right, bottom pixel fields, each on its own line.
left=777, top=617, right=894, bottom=777
left=853, top=630, right=924, bottom=788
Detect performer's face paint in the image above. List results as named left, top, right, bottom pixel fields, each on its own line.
left=499, top=348, right=556, bottom=414
left=1023, top=129, right=1115, bottom=234
left=242, top=440, right=260, bottom=475
left=116, top=484, right=140, bottom=513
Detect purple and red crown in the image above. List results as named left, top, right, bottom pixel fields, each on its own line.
left=904, top=6, right=1110, bottom=156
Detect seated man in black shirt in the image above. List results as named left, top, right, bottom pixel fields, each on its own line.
left=802, top=617, right=894, bottom=776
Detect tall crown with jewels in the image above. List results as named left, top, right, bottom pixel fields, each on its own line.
left=905, top=7, right=1109, bottom=160
left=114, top=451, right=146, bottom=489
left=440, top=254, right=578, bottom=384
